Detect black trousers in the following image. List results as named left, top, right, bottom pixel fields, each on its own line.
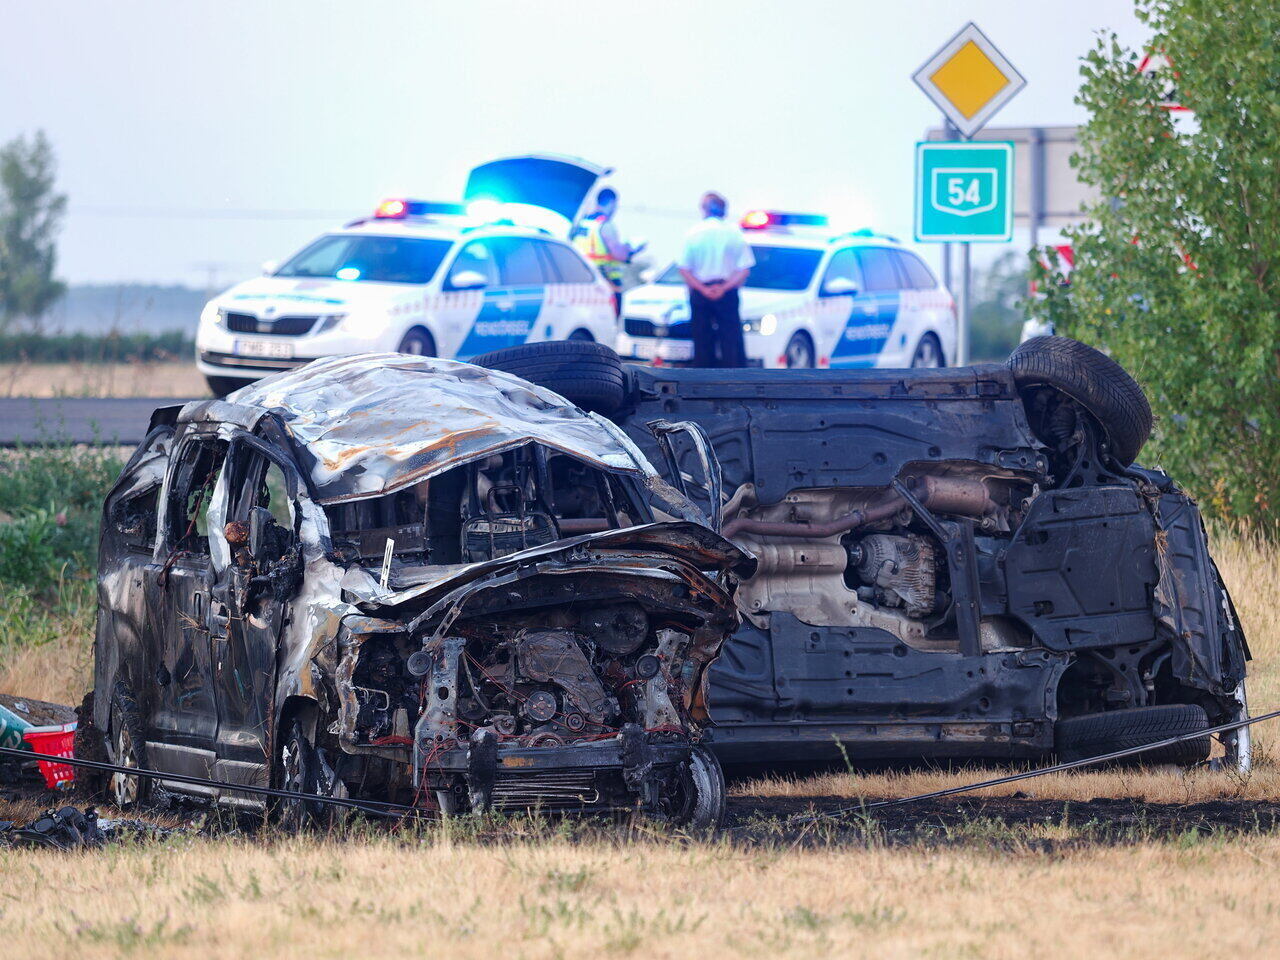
left=688, top=286, right=745, bottom=368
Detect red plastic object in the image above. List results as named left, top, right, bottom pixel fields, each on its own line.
left=23, top=722, right=77, bottom=788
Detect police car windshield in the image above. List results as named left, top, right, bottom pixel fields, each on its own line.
left=275, top=234, right=454, bottom=284
left=653, top=245, right=821, bottom=291
left=743, top=246, right=822, bottom=291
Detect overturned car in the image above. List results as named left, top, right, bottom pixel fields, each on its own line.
left=92, top=355, right=750, bottom=825
left=476, top=337, right=1251, bottom=770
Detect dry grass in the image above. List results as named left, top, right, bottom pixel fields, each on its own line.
left=0, top=628, right=92, bottom=706
left=0, top=361, right=205, bottom=398
left=3, top=830, right=1280, bottom=960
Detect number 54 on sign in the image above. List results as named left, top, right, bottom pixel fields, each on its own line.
left=914, top=141, right=1014, bottom=242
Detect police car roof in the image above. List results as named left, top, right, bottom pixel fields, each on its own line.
left=744, top=228, right=903, bottom=250
left=335, top=218, right=558, bottom=243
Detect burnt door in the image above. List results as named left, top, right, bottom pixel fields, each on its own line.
left=142, top=433, right=228, bottom=779
left=213, top=442, right=301, bottom=770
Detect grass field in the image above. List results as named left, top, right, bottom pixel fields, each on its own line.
left=1, top=482, right=1277, bottom=958
left=0, top=361, right=205, bottom=398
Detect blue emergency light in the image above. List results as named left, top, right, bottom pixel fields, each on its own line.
left=740, top=210, right=830, bottom=230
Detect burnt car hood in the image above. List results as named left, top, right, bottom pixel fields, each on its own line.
left=342, top=519, right=755, bottom=610
left=223, top=353, right=649, bottom=504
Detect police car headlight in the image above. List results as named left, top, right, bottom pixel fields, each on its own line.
left=200, top=302, right=223, bottom=327
left=312, top=313, right=347, bottom=335
left=743, top=314, right=778, bottom=336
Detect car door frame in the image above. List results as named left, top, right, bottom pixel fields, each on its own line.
left=209, top=431, right=308, bottom=801
left=140, top=425, right=230, bottom=787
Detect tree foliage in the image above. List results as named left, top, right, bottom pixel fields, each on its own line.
left=1042, top=0, right=1280, bottom=526
left=0, top=130, right=67, bottom=330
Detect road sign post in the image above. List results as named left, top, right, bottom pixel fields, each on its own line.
left=911, top=23, right=1024, bottom=366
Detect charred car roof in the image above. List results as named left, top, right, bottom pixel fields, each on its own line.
left=177, top=353, right=650, bottom=504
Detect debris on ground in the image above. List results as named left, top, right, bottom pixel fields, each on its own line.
left=0, top=805, right=106, bottom=850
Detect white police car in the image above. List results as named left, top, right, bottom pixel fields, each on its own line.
left=196, top=156, right=617, bottom=396
left=616, top=211, right=956, bottom=368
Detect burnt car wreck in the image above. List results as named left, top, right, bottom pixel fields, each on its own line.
left=93, top=355, right=750, bottom=826
left=477, top=337, right=1250, bottom=770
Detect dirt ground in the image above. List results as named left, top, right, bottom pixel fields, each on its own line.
left=0, top=362, right=205, bottom=398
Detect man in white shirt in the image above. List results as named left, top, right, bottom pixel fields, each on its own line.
left=677, top=192, right=755, bottom=367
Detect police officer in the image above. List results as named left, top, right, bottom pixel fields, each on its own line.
left=678, top=192, right=755, bottom=368
left=573, top=188, right=641, bottom=315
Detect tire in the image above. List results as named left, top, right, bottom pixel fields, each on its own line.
left=206, top=375, right=252, bottom=398
left=1055, top=704, right=1210, bottom=766
left=666, top=746, right=726, bottom=832
left=472, top=340, right=626, bottom=415
left=397, top=327, right=437, bottom=356
left=567, top=328, right=595, bottom=342
left=911, top=332, right=944, bottom=368
left=273, top=718, right=321, bottom=830
left=1007, top=335, right=1153, bottom=466
left=108, top=681, right=150, bottom=809
left=784, top=331, right=815, bottom=369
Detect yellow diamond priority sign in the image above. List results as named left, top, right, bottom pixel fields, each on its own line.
left=913, top=22, right=1026, bottom=138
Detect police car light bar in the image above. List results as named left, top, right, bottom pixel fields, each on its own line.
left=374, top=199, right=468, bottom=219
left=741, top=210, right=830, bottom=230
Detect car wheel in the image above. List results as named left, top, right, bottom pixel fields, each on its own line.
left=397, top=328, right=436, bottom=356
left=663, top=746, right=726, bottom=832
left=472, top=340, right=626, bottom=415
left=274, top=718, right=321, bottom=830
left=911, top=332, right=944, bottom=368
left=1055, top=703, right=1210, bottom=766
left=108, top=682, right=150, bottom=809
left=784, top=331, right=815, bottom=369
left=568, top=328, right=595, bottom=342
left=1007, top=335, right=1153, bottom=466
left=205, top=375, right=251, bottom=399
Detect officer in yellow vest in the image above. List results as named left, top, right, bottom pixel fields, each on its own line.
left=573, top=188, right=642, bottom=315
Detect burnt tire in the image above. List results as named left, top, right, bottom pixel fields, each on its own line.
left=1055, top=704, right=1211, bottom=767
left=668, top=746, right=726, bottom=833
left=273, top=718, right=321, bottom=831
left=1007, top=336, right=1153, bottom=466
left=472, top=340, right=626, bottom=415
left=108, top=681, right=151, bottom=809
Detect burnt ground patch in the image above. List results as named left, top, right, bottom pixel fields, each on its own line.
left=8, top=773, right=1280, bottom=851
left=725, top=794, right=1280, bottom=849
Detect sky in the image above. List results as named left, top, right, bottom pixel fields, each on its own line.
left=0, top=0, right=1147, bottom=291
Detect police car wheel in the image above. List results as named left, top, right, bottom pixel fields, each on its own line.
left=784, top=332, right=815, bottom=369
left=1007, top=335, right=1152, bottom=466
left=911, top=333, right=943, bottom=368
left=473, top=340, right=626, bottom=415
left=397, top=328, right=436, bottom=357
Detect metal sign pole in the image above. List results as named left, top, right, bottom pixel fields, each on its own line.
left=958, top=241, right=971, bottom=366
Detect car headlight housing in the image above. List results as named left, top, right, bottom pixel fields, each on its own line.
left=200, top=302, right=223, bottom=326
left=742, top=313, right=778, bottom=336
left=312, top=313, right=347, bottom=335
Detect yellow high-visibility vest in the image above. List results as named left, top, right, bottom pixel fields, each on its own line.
left=573, top=214, right=625, bottom=286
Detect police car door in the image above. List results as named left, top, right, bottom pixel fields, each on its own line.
left=830, top=247, right=898, bottom=368
left=440, top=238, right=499, bottom=359
left=535, top=239, right=609, bottom=341
left=452, top=236, right=546, bottom=360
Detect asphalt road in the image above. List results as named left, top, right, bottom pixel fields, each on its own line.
left=0, top=397, right=195, bottom=446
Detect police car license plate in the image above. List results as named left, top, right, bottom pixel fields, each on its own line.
left=633, top=338, right=693, bottom=361
left=235, top=338, right=293, bottom=359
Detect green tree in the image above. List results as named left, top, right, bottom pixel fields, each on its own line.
left=0, top=130, right=67, bottom=330
left=1048, top=0, right=1280, bottom=525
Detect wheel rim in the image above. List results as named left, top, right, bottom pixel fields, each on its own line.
left=786, top=336, right=814, bottom=368
left=912, top=336, right=941, bottom=367
left=110, top=722, right=139, bottom=807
